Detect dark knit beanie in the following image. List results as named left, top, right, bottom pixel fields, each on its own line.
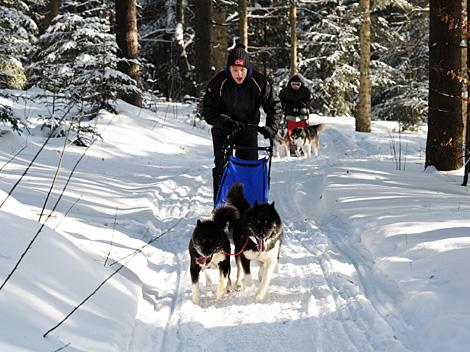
left=226, top=43, right=250, bottom=69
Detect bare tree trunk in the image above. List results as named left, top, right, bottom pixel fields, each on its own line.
left=426, top=0, right=464, bottom=170
left=213, top=2, right=228, bottom=72
left=356, top=0, right=371, bottom=133
left=44, top=0, right=59, bottom=28
left=194, top=0, right=227, bottom=96
left=115, top=0, right=142, bottom=107
left=176, top=0, right=184, bottom=24
left=463, top=0, right=470, bottom=184
left=195, top=0, right=213, bottom=93
left=239, top=0, right=248, bottom=47
left=290, top=2, right=297, bottom=77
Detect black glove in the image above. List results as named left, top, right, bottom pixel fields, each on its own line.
left=257, top=126, right=276, bottom=139
left=221, top=115, right=245, bottom=135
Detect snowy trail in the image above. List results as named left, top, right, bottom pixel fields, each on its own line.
left=3, top=103, right=470, bottom=351
left=272, top=156, right=411, bottom=352
left=1, top=111, right=412, bottom=351
left=123, top=124, right=413, bottom=352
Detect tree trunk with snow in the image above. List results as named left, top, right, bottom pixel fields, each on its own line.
left=290, top=2, right=297, bottom=77
left=115, top=0, right=142, bottom=107
left=356, top=0, right=371, bottom=133
left=175, top=0, right=194, bottom=98
left=426, top=0, right=465, bottom=170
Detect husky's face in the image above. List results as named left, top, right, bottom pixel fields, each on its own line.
left=244, top=202, right=282, bottom=252
left=192, top=220, right=224, bottom=264
left=291, top=128, right=306, bottom=145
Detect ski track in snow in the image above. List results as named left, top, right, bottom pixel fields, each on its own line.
left=123, top=125, right=413, bottom=352
left=0, top=112, right=415, bottom=351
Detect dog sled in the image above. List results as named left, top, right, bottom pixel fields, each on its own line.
left=214, top=127, right=273, bottom=209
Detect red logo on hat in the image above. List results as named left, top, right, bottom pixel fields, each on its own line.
left=234, top=59, right=245, bottom=66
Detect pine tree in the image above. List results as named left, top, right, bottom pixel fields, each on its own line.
left=371, top=0, right=428, bottom=131
left=29, top=0, right=137, bottom=121
left=298, top=0, right=360, bottom=116
left=139, top=0, right=199, bottom=100
left=0, top=0, right=43, bottom=132
left=0, top=0, right=44, bottom=89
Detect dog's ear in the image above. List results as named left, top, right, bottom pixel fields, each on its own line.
left=197, top=219, right=202, bottom=226
left=253, top=201, right=258, bottom=207
left=270, top=201, right=276, bottom=208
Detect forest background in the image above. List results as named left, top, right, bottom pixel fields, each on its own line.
left=1, top=0, right=469, bottom=175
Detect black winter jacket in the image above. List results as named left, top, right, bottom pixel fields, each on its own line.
left=202, top=69, right=282, bottom=132
left=279, top=74, right=312, bottom=118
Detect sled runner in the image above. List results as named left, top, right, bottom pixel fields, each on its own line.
left=214, top=127, right=273, bottom=208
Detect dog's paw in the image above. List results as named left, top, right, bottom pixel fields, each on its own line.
left=192, top=294, right=201, bottom=305
left=255, top=289, right=266, bottom=301
left=235, top=280, right=244, bottom=291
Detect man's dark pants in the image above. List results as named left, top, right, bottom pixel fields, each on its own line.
left=211, top=127, right=258, bottom=202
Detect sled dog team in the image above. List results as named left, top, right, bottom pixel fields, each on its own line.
left=189, top=183, right=283, bottom=305
left=273, top=123, right=326, bottom=159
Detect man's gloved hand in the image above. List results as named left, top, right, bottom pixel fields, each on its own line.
left=220, top=115, right=245, bottom=135
left=257, top=126, right=276, bottom=139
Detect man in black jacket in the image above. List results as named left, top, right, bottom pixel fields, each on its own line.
left=279, top=73, right=312, bottom=136
left=202, top=43, right=282, bottom=202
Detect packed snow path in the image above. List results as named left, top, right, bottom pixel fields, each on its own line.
left=4, top=104, right=447, bottom=351
left=119, top=118, right=413, bottom=351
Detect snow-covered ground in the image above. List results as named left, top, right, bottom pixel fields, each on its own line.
left=1, top=93, right=469, bottom=352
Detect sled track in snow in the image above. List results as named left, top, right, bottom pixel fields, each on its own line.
left=159, top=252, right=186, bottom=352
left=321, top=218, right=414, bottom=351
left=272, top=153, right=411, bottom=351
left=283, top=223, right=368, bottom=352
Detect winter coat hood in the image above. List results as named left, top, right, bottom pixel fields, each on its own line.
left=279, top=73, right=312, bottom=116
left=288, top=73, right=309, bottom=88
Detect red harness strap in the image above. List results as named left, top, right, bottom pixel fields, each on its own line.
left=223, top=238, right=249, bottom=256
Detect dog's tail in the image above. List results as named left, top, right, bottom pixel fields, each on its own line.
left=212, top=204, right=239, bottom=229
left=312, top=123, right=326, bottom=133
left=226, top=183, right=250, bottom=213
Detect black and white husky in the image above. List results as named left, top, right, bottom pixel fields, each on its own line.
left=188, top=205, right=239, bottom=305
left=291, top=123, right=325, bottom=158
left=227, top=183, right=283, bottom=301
